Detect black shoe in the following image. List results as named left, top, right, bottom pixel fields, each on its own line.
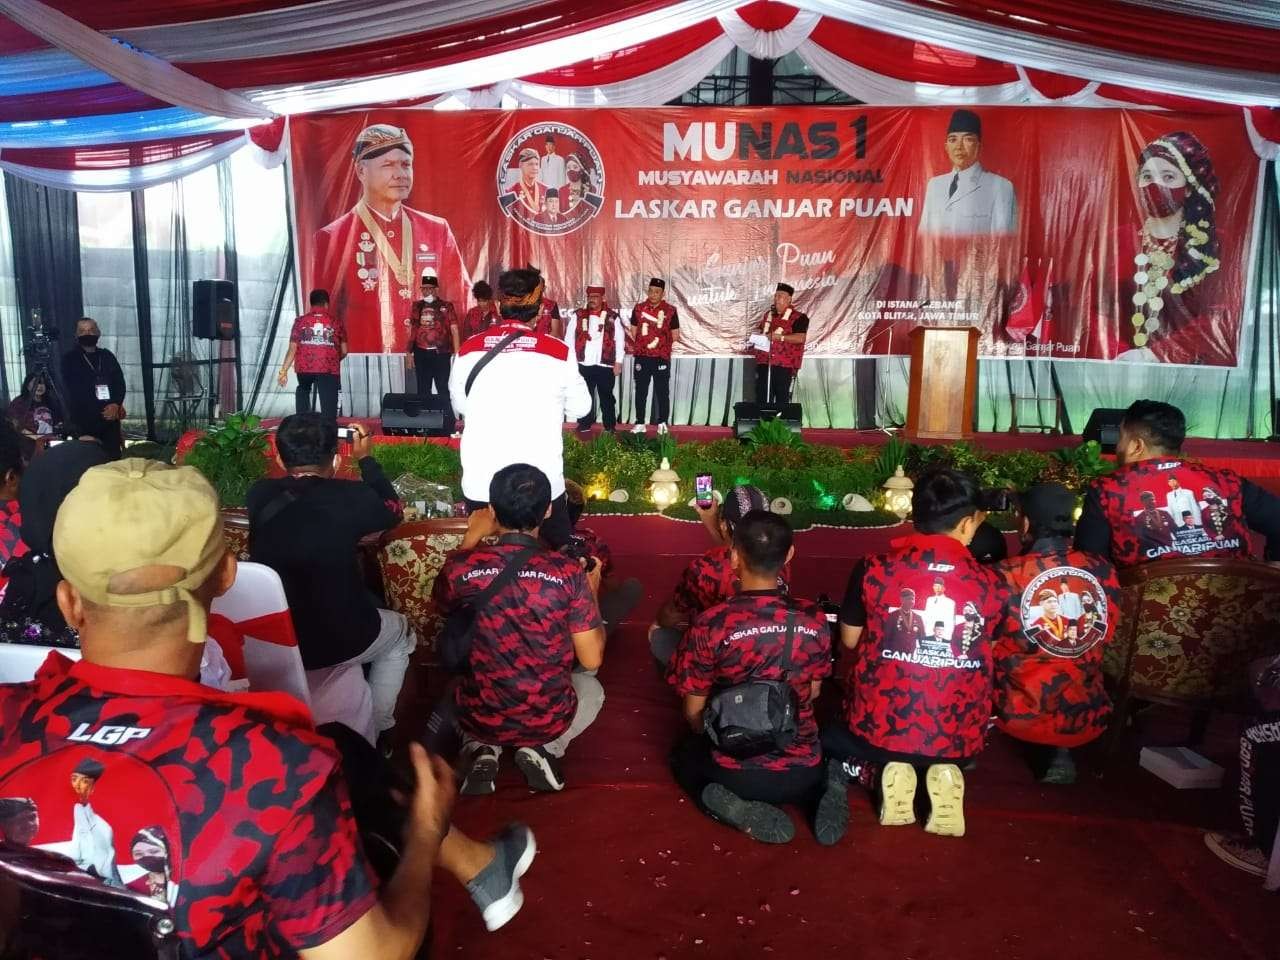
left=460, top=744, right=500, bottom=796
left=814, top=758, right=850, bottom=846
left=701, top=783, right=795, bottom=844
left=515, top=746, right=565, bottom=792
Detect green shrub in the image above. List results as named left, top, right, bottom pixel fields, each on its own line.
left=183, top=413, right=271, bottom=507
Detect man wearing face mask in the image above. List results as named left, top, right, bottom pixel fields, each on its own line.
left=404, top=272, right=460, bottom=429
left=247, top=413, right=415, bottom=741
left=61, top=317, right=126, bottom=458
left=918, top=109, right=1018, bottom=237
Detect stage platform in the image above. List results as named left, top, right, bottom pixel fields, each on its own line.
left=238, top=420, right=1280, bottom=488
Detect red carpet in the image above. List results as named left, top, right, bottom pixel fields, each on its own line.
left=427, top=518, right=1277, bottom=959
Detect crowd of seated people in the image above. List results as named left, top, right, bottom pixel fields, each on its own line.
left=2, top=396, right=1279, bottom=958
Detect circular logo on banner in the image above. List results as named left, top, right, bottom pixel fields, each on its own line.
left=496, top=123, right=605, bottom=236
left=1019, top=565, right=1109, bottom=658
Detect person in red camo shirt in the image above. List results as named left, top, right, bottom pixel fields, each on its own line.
left=992, top=484, right=1122, bottom=785
left=1075, top=399, right=1280, bottom=567
left=649, top=485, right=781, bottom=672
left=434, top=464, right=606, bottom=796
left=626, top=277, right=680, bottom=435
left=460, top=280, right=502, bottom=339
left=0, top=460, right=538, bottom=956
left=278, top=288, right=348, bottom=423
left=830, top=468, right=1004, bottom=839
left=751, top=282, right=809, bottom=406
left=672, top=511, right=846, bottom=846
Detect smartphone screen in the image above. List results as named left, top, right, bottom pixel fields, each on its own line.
left=695, top=473, right=714, bottom=508
left=336, top=426, right=353, bottom=441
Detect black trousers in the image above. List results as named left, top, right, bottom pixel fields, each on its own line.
left=413, top=348, right=454, bottom=423
left=633, top=357, right=671, bottom=425
left=465, top=492, right=573, bottom=550
left=819, top=723, right=966, bottom=768
left=670, top=733, right=824, bottom=811
left=296, top=373, right=340, bottom=421
left=577, top=364, right=617, bottom=431
left=755, top=364, right=795, bottom=406
left=1240, top=712, right=1280, bottom=856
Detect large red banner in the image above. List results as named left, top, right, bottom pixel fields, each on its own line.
left=289, top=107, right=1260, bottom=367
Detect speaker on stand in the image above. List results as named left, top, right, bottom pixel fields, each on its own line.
left=192, top=280, right=238, bottom=422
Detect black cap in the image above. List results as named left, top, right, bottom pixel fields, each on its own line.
left=546, top=187, right=559, bottom=199
left=648, top=277, right=665, bottom=290
left=1022, top=482, right=1076, bottom=534
left=775, top=282, right=794, bottom=296
left=947, top=109, right=981, bottom=137
left=73, top=757, right=105, bottom=779
left=421, top=273, right=438, bottom=285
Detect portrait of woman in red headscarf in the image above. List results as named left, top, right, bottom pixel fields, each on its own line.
left=1111, top=131, right=1227, bottom=365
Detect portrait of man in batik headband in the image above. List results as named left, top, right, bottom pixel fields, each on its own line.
left=1118, top=130, right=1224, bottom=365
left=311, top=123, right=471, bottom=354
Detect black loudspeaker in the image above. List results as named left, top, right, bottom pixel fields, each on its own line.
left=381, top=393, right=452, bottom=437
left=1082, top=407, right=1126, bottom=453
left=193, top=279, right=237, bottom=340
left=733, top=402, right=802, bottom=440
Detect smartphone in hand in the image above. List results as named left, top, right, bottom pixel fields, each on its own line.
left=695, top=473, right=714, bottom=509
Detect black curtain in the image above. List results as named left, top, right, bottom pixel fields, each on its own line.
left=3, top=173, right=82, bottom=402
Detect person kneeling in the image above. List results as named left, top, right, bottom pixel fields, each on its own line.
left=670, top=511, right=845, bottom=845
left=828, top=468, right=1003, bottom=838
left=992, top=483, right=1122, bottom=783
left=435, top=464, right=606, bottom=794
left=563, top=478, right=642, bottom=637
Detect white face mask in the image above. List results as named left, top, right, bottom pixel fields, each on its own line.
left=423, top=294, right=436, bottom=303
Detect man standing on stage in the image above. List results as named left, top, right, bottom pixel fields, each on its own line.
left=405, top=273, right=460, bottom=424
left=311, top=124, right=469, bottom=353
left=61, top=317, right=126, bottom=459
left=534, top=285, right=563, bottom=339
left=461, top=280, right=501, bottom=339
left=752, top=282, right=808, bottom=406
left=278, top=288, right=347, bottom=421
left=627, top=277, right=680, bottom=435
left=572, top=285, right=625, bottom=434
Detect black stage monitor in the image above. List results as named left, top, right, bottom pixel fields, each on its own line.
left=1082, top=407, right=1126, bottom=453
left=733, top=402, right=802, bottom=440
left=381, top=393, right=452, bottom=437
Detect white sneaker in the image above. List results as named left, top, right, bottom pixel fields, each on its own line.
left=656, top=423, right=669, bottom=436
left=630, top=424, right=647, bottom=435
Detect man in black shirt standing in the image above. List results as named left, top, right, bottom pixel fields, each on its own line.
left=247, top=413, right=414, bottom=742
left=60, top=317, right=126, bottom=458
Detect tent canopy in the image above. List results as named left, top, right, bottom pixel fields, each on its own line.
left=0, top=0, right=1279, bottom=189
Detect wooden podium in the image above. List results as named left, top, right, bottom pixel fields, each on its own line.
left=904, top=326, right=979, bottom=440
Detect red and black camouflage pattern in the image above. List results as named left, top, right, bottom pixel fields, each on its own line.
left=673, top=591, right=831, bottom=772
left=460, top=304, right=501, bottom=339
left=992, top=542, right=1123, bottom=747
left=671, top=545, right=790, bottom=621
left=532, top=297, right=561, bottom=337
left=289, top=309, right=346, bottom=376
left=627, top=300, right=679, bottom=359
left=1093, top=457, right=1249, bottom=568
left=0, top=653, right=376, bottom=959
left=572, top=307, right=620, bottom=365
left=844, top=534, right=1003, bottom=760
left=407, top=299, right=458, bottom=352
left=434, top=538, right=601, bottom=748
left=752, top=307, right=808, bottom=371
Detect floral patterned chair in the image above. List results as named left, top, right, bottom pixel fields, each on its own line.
left=376, top=517, right=471, bottom=666
left=222, top=509, right=251, bottom=561
left=1104, top=557, right=1280, bottom=755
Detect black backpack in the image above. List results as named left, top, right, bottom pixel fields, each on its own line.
left=703, top=609, right=800, bottom=759
left=437, top=547, right=535, bottom=674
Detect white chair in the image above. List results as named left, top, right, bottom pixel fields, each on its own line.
left=0, top=643, right=77, bottom=683
left=211, top=561, right=375, bottom=744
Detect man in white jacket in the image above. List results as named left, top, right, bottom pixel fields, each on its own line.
left=919, top=109, right=1018, bottom=237
left=450, top=267, right=591, bottom=548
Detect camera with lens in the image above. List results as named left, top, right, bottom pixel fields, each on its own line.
left=24, top=309, right=58, bottom=364
left=563, top=535, right=599, bottom=574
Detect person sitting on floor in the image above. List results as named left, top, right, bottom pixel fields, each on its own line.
left=1075, top=399, right=1280, bottom=566
left=991, top=483, right=1122, bottom=784
left=563, top=478, right=642, bottom=636
left=670, top=511, right=846, bottom=846
left=828, top=468, right=1004, bottom=838
left=0, top=459, right=537, bottom=954
left=650, top=484, right=780, bottom=670
left=434, top=463, right=606, bottom=795
left=247, top=414, right=414, bottom=744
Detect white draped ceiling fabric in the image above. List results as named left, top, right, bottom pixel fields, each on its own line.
left=0, top=0, right=1278, bottom=189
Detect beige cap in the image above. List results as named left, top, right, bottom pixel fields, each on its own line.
left=54, top=459, right=225, bottom=644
